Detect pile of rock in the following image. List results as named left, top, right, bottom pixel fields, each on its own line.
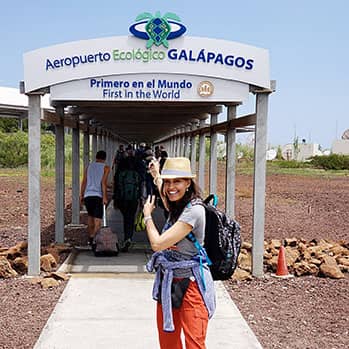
left=0, top=241, right=72, bottom=287
left=234, top=238, right=349, bottom=281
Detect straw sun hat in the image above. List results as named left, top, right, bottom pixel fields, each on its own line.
left=160, top=157, right=196, bottom=179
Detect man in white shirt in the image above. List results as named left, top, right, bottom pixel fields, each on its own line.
left=80, top=150, right=110, bottom=247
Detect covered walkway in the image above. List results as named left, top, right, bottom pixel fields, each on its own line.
left=21, top=18, right=275, bottom=278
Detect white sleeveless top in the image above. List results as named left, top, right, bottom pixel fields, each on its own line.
left=84, top=162, right=105, bottom=198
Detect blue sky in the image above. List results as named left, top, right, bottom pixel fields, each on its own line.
left=1, top=0, right=348, bottom=149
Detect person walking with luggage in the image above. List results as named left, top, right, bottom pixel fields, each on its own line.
left=80, top=150, right=110, bottom=248
left=144, top=146, right=156, bottom=196
left=112, top=144, right=125, bottom=174
left=159, top=146, right=168, bottom=171
left=114, top=152, right=141, bottom=252
left=143, top=157, right=215, bottom=349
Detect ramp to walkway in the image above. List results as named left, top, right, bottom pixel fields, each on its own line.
left=34, top=274, right=262, bottom=349
left=71, top=249, right=151, bottom=273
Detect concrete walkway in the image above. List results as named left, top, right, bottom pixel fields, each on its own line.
left=34, top=205, right=263, bottom=348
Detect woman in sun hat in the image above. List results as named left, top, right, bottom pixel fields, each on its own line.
left=143, top=157, right=215, bottom=349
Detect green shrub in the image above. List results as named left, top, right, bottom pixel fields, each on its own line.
left=41, top=133, right=56, bottom=168
left=310, top=154, right=349, bottom=170
left=0, top=131, right=28, bottom=167
left=276, top=145, right=283, bottom=160
left=64, top=134, right=73, bottom=164
left=194, top=139, right=255, bottom=162
left=0, top=131, right=74, bottom=169
left=271, top=160, right=308, bottom=168
left=0, top=118, right=20, bottom=132
left=236, top=143, right=254, bottom=161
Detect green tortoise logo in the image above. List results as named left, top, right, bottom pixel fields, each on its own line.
left=129, top=11, right=187, bottom=49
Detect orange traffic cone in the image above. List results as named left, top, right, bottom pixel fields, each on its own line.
left=272, top=245, right=293, bottom=278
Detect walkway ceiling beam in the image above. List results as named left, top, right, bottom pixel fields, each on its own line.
left=159, top=113, right=256, bottom=141
left=42, top=106, right=257, bottom=143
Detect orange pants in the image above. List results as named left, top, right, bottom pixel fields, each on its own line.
left=157, top=281, right=209, bottom=349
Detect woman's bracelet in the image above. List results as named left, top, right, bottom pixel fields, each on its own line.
left=143, top=216, right=152, bottom=225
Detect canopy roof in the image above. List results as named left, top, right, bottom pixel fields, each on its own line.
left=62, top=100, right=229, bottom=143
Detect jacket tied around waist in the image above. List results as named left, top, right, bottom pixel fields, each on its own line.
left=146, top=249, right=216, bottom=332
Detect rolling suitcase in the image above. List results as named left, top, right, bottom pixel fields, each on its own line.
left=94, top=205, right=119, bottom=256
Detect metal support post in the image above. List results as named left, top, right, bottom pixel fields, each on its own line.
left=198, top=119, right=206, bottom=191
left=252, top=92, right=270, bottom=277
left=92, top=132, right=97, bottom=160
left=97, top=131, right=102, bottom=151
left=184, top=124, right=191, bottom=158
left=190, top=122, right=197, bottom=175
left=27, top=94, right=41, bottom=276
left=71, top=123, right=80, bottom=224
left=226, top=105, right=237, bottom=218
left=83, top=124, right=90, bottom=171
left=55, top=106, right=65, bottom=243
left=209, top=113, right=218, bottom=195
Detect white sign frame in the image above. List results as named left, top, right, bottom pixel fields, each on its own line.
left=24, top=36, right=270, bottom=94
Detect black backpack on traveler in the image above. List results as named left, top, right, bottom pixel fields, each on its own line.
left=188, top=194, right=241, bottom=280
left=115, top=169, right=140, bottom=202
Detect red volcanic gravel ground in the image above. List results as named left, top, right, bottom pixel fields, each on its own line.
left=0, top=169, right=348, bottom=348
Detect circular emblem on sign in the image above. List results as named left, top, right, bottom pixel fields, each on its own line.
left=197, top=81, right=214, bottom=97
left=129, top=12, right=186, bottom=49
